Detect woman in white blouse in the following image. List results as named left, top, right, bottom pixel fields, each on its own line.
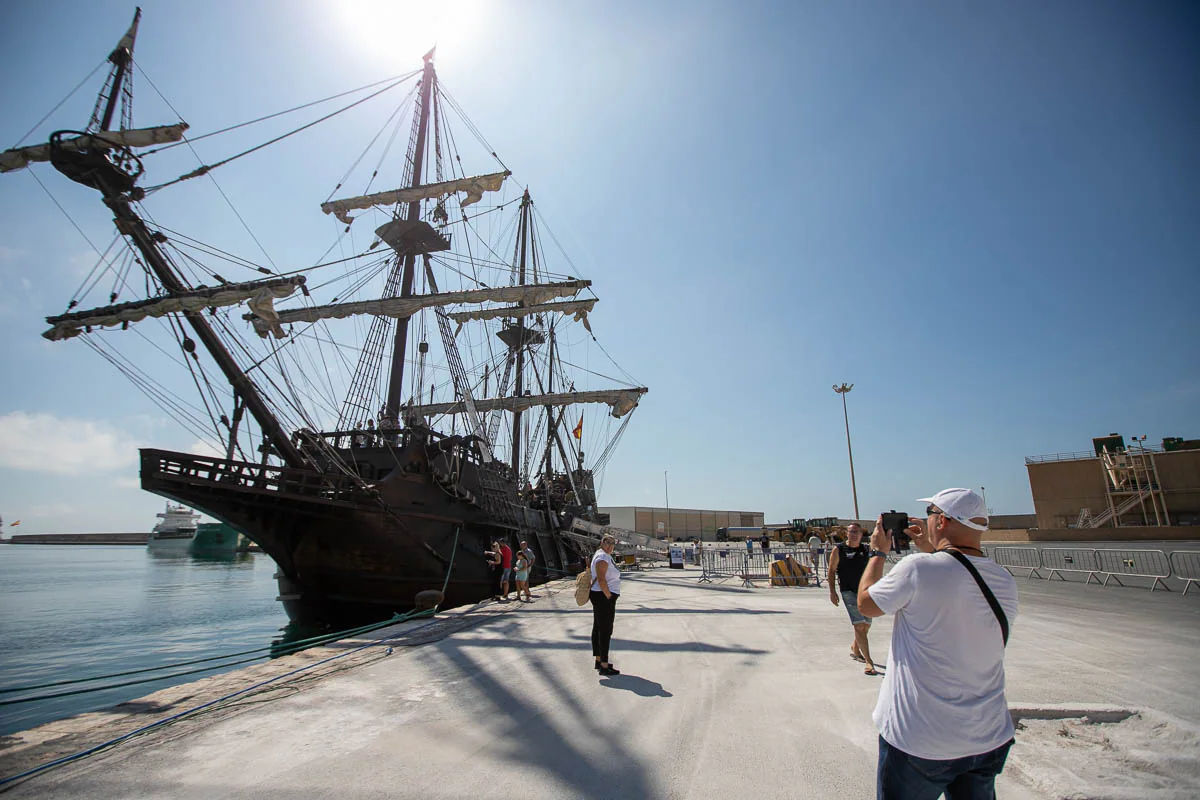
left=590, top=534, right=622, bottom=676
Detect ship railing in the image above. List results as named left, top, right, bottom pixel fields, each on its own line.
left=142, top=449, right=369, bottom=502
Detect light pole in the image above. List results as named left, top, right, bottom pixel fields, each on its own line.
left=980, top=486, right=989, bottom=516
left=664, top=470, right=670, bottom=541
left=833, top=383, right=860, bottom=520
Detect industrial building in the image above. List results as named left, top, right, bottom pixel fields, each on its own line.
left=1025, top=434, right=1200, bottom=533
left=598, top=506, right=764, bottom=541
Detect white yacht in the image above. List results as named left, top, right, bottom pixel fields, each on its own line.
left=147, top=503, right=200, bottom=550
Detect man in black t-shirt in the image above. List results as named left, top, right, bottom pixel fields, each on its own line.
left=827, top=524, right=877, bottom=675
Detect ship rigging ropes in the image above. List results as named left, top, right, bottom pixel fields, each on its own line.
left=28, top=59, right=643, bottom=485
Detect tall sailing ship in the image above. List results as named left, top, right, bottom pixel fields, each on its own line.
left=2, top=11, right=647, bottom=624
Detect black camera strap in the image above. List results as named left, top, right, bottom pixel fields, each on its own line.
left=942, top=549, right=1009, bottom=647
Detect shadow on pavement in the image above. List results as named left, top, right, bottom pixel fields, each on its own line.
left=512, top=606, right=788, bottom=616
left=599, top=674, right=672, bottom=697
left=431, top=640, right=656, bottom=800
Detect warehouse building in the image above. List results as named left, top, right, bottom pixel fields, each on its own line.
left=1025, top=433, right=1200, bottom=535
left=598, top=506, right=764, bottom=541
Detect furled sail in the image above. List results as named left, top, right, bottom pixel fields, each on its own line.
left=248, top=279, right=591, bottom=337
left=320, top=170, right=511, bottom=225
left=43, top=276, right=305, bottom=341
left=410, top=388, right=648, bottom=420
left=0, top=124, right=190, bottom=173
left=447, top=298, right=597, bottom=331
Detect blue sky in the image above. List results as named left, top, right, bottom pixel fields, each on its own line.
left=1, top=0, right=1197, bottom=533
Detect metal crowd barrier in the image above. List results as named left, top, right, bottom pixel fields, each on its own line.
left=701, top=544, right=1199, bottom=596
left=699, top=547, right=823, bottom=588
left=991, top=547, right=1043, bottom=578
left=1169, top=551, right=1200, bottom=596
left=1094, top=549, right=1171, bottom=592
left=990, top=546, right=1199, bottom=594
left=1040, top=548, right=1103, bottom=584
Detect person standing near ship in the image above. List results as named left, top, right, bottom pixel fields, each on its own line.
left=498, top=540, right=513, bottom=601
left=487, top=543, right=502, bottom=600
left=827, top=523, right=877, bottom=675
left=519, top=540, right=536, bottom=598
left=590, top=534, right=622, bottom=676
left=514, top=550, right=531, bottom=602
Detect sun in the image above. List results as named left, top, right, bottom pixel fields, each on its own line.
left=328, top=0, right=489, bottom=72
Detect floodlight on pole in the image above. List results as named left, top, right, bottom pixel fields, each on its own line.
left=833, top=383, right=860, bottom=520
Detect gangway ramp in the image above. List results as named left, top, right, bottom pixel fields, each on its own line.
left=566, top=517, right=669, bottom=562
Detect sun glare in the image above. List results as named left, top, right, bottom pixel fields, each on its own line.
left=329, top=0, right=488, bottom=71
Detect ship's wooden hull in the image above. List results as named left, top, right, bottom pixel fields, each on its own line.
left=139, top=448, right=584, bottom=625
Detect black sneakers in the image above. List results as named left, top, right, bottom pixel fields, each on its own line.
left=599, top=665, right=620, bottom=676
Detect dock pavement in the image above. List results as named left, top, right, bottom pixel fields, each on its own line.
left=2, top=563, right=1199, bottom=798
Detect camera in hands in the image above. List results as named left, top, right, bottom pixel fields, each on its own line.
left=881, top=511, right=911, bottom=551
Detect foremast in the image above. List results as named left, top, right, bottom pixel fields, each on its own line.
left=40, top=9, right=307, bottom=470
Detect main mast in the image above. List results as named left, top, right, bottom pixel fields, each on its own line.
left=384, top=51, right=437, bottom=422
left=99, top=8, right=140, bottom=132
left=510, top=189, right=532, bottom=473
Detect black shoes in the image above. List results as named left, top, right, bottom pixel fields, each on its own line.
left=599, top=665, right=620, bottom=676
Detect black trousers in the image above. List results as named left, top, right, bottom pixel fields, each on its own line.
left=589, top=591, right=619, bottom=662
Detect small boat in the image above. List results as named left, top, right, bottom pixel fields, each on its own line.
left=190, top=521, right=248, bottom=555
left=146, top=502, right=200, bottom=550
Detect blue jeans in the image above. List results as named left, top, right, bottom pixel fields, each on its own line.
left=877, top=736, right=1013, bottom=799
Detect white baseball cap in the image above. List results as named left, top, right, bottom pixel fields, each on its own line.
left=917, top=488, right=988, bottom=532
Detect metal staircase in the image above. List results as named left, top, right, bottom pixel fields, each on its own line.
left=1079, top=486, right=1154, bottom=529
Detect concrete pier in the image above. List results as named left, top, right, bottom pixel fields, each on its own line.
left=2, top=566, right=1199, bottom=798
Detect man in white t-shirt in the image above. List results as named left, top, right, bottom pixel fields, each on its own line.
left=857, top=488, right=1018, bottom=799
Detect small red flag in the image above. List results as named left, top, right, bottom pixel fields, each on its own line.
left=10, top=520, right=20, bottom=526
left=572, top=414, right=583, bottom=440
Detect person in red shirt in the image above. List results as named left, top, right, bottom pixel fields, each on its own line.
left=499, top=541, right=513, bottom=601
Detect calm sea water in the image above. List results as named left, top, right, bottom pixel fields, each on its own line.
left=0, top=545, right=295, bottom=736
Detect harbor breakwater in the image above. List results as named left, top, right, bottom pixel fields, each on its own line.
left=3, top=533, right=149, bottom=545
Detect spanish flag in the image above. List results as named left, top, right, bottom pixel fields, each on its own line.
left=572, top=413, right=583, bottom=440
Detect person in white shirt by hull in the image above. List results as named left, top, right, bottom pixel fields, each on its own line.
left=858, top=488, right=1018, bottom=800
